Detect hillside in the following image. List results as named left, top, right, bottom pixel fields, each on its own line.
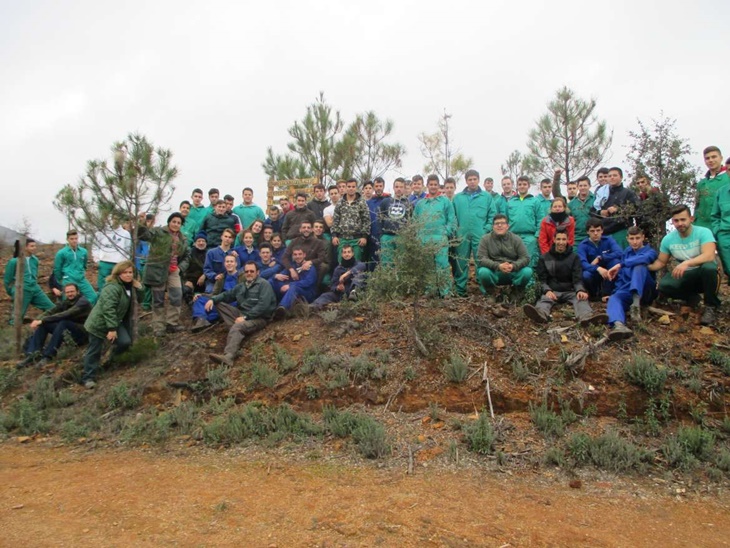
left=1, top=243, right=729, bottom=484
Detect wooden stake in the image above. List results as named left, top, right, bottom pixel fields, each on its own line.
left=14, top=235, right=26, bottom=357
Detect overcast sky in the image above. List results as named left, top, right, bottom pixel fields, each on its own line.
left=2, top=0, right=728, bottom=242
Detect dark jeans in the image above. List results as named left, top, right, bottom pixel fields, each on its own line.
left=658, top=261, right=721, bottom=308
left=216, top=302, right=268, bottom=358
left=82, top=326, right=131, bottom=383
left=27, top=320, right=88, bottom=358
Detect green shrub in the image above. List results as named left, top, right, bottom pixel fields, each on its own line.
left=206, top=365, right=231, bottom=392
left=544, top=446, right=566, bottom=467
left=251, top=362, right=279, bottom=389
left=60, top=410, right=101, bottom=441
left=322, top=405, right=360, bottom=438
left=464, top=414, right=495, bottom=455
left=106, top=382, right=141, bottom=411
left=511, top=359, right=530, bottom=382
left=111, top=337, right=158, bottom=366
left=203, top=404, right=321, bottom=445
left=568, top=431, right=651, bottom=472
left=0, top=367, right=21, bottom=395
left=2, top=398, right=50, bottom=435
left=529, top=401, right=565, bottom=438
left=272, top=344, right=297, bottom=373
left=623, top=354, right=667, bottom=395
left=708, top=348, right=730, bottom=375
left=662, top=426, right=715, bottom=470
left=443, top=353, right=469, bottom=383
left=352, top=418, right=390, bottom=459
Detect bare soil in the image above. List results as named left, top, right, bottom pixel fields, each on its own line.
left=1, top=443, right=729, bottom=547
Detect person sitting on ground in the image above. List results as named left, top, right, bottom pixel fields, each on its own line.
left=80, top=261, right=141, bottom=389
left=577, top=218, right=622, bottom=300
left=200, top=199, right=238, bottom=247
left=203, top=228, right=237, bottom=292
left=538, top=196, right=575, bottom=253
left=313, top=219, right=333, bottom=287
left=605, top=226, right=658, bottom=341
left=54, top=229, right=98, bottom=305
left=17, top=283, right=92, bottom=369
left=258, top=243, right=284, bottom=283
left=272, top=247, right=319, bottom=319
left=191, top=255, right=242, bottom=333
left=4, top=238, right=55, bottom=325
left=182, top=232, right=208, bottom=304
left=310, top=245, right=366, bottom=309
left=206, top=261, right=277, bottom=366
left=476, top=214, right=533, bottom=292
left=232, top=230, right=261, bottom=267
left=281, top=220, right=328, bottom=287
left=523, top=229, right=607, bottom=326
left=649, top=204, right=720, bottom=326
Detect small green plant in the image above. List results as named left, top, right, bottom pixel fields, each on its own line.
left=55, top=330, right=82, bottom=360
left=464, top=413, right=495, bottom=455
left=352, top=418, right=390, bottom=459
left=428, top=402, right=441, bottom=422
left=689, top=402, right=708, bottom=426
left=623, top=354, right=667, bottom=395
left=708, top=348, right=730, bottom=375
left=404, top=366, right=417, bottom=381
left=106, top=382, right=141, bottom=411
left=168, top=401, right=199, bottom=434
left=568, top=431, right=651, bottom=472
left=1, top=398, right=50, bottom=435
left=510, top=359, right=530, bottom=382
left=544, top=446, right=566, bottom=467
left=250, top=362, right=279, bottom=389
left=617, top=399, right=628, bottom=422
left=60, top=410, right=101, bottom=441
left=447, top=440, right=459, bottom=463
left=206, top=365, right=231, bottom=392
left=442, top=353, right=469, bottom=383
left=305, top=385, right=319, bottom=400
left=111, top=337, right=158, bottom=366
left=721, top=416, right=730, bottom=434
left=273, top=344, right=297, bottom=374
left=0, top=367, right=21, bottom=395
left=530, top=401, right=565, bottom=438
left=662, top=426, right=715, bottom=470
left=715, top=449, right=730, bottom=473
left=318, top=309, right=339, bottom=325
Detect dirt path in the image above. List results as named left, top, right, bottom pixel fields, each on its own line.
left=0, top=444, right=728, bottom=547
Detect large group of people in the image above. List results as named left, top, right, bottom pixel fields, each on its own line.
left=5, top=146, right=730, bottom=388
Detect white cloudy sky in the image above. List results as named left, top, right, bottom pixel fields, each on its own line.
left=2, top=0, right=728, bottom=241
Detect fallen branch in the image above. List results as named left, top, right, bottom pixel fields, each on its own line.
left=483, top=362, right=495, bottom=419
left=410, top=324, right=429, bottom=357
left=647, top=306, right=675, bottom=317
left=384, top=382, right=406, bottom=413
left=563, top=335, right=610, bottom=370
left=407, top=445, right=414, bottom=475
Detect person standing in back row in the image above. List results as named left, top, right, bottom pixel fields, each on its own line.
left=54, top=230, right=97, bottom=305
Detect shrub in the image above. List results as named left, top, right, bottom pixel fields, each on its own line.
left=708, top=348, right=730, bottom=375
left=464, top=414, right=495, bottom=455
left=206, top=365, right=231, bottom=392
left=568, top=431, right=651, bottom=472
left=322, top=406, right=390, bottom=458
left=106, top=382, right=141, bottom=411
left=443, top=353, right=469, bottom=383
left=623, top=354, right=667, bottom=395
left=1, top=398, right=50, bottom=435
left=203, top=404, right=321, bottom=445
left=0, top=367, right=21, bottom=396
left=60, top=410, right=101, bottom=441
left=250, top=362, right=279, bottom=389
left=529, top=401, right=565, bottom=438
left=273, top=344, right=297, bottom=373
left=111, top=337, right=158, bottom=366
left=662, top=426, right=715, bottom=470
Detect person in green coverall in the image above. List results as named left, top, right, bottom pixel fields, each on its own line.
left=452, top=169, right=495, bottom=296
left=696, top=146, right=729, bottom=230
left=569, top=176, right=595, bottom=244
left=506, top=176, right=540, bottom=267
left=535, top=178, right=554, bottom=221
left=4, top=238, right=55, bottom=324
left=711, top=175, right=730, bottom=283
left=184, top=188, right=209, bottom=239
left=232, top=187, right=266, bottom=231
left=414, top=174, right=457, bottom=296
left=484, top=177, right=507, bottom=216
left=53, top=230, right=97, bottom=305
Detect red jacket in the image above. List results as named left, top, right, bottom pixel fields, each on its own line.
left=539, top=215, right=575, bottom=254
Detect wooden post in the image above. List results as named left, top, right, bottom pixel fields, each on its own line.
left=14, top=235, right=26, bottom=356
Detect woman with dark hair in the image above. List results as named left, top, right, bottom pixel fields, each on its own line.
left=3, top=239, right=55, bottom=324
left=81, top=260, right=139, bottom=388
left=138, top=212, right=190, bottom=336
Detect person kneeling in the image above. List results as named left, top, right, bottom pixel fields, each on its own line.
left=206, top=261, right=277, bottom=366
left=476, top=214, right=533, bottom=292
left=523, top=230, right=607, bottom=326
left=311, top=245, right=365, bottom=309
left=271, top=247, right=319, bottom=319
left=191, top=255, right=241, bottom=333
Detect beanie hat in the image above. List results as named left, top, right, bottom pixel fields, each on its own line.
left=195, top=231, right=207, bottom=242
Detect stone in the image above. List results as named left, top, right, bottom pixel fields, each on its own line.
left=658, top=315, right=671, bottom=325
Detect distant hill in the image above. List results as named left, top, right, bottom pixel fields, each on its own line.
left=0, top=225, right=42, bottom=246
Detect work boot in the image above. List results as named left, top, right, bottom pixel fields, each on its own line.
left=191, top=318, right=211, bottom=333
left=348, top=288, right=359, bottom=301
left=700, top=306, right=717, bottom=327
left=629, top=305, right=641, bottom=323
left=36, top=357, right=51, bottom=368
left=272, top=306, right=287, bottom=321
left=84, top=380, right=97, bottom=389
left=523, top=304, right=549, bottom=324
left=209, top=353, right=234, bottom=367
left=579, top=312, right=609, bottom=327
left=608, top=321, right=633, bottom=341
left=166, top=324, right=185, bottom=334
left=16, top=355, right=35, bottom=369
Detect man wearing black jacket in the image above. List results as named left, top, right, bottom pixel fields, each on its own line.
left=17, top=283, right=92, bottom=368
left=183, top=232, right=208, bottom=304
left=599, top=167, right=640, bottom=249
left=523, top=230, right=607, bottom=326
